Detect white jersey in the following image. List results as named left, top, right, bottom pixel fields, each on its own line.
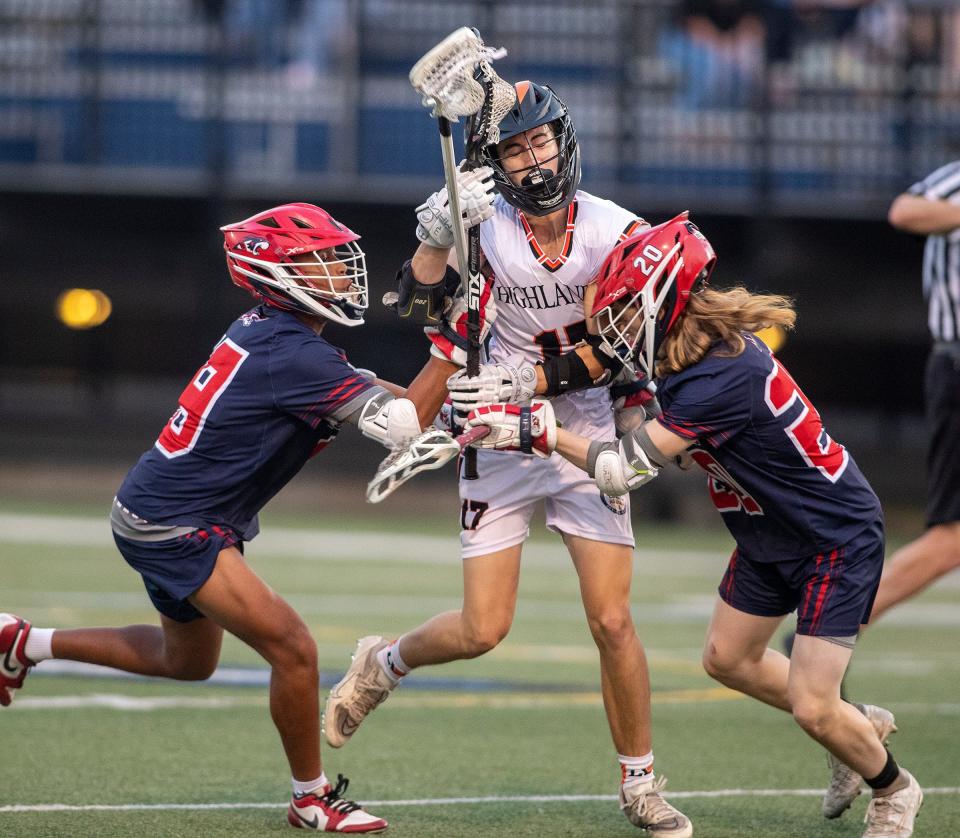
left=479, top=190, right=646, bottom=427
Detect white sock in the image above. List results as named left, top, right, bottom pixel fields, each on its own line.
left=24, top=627, right=55, bottom=663
left=619, top=751, right=655, bottom=789
left=376, top=638, right=409, bottom=684
left=292, top=772, right=328, bottom=796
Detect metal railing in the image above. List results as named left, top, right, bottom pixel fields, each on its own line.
left=1, top=0, right=958, bottom=217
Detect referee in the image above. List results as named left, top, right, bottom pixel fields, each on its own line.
left=872, top=160, right=960, bottom=619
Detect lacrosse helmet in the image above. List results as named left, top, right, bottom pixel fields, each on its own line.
left=221, top=203, right=368, bottom=326
left=470, top=80, right=581, bottom=216
left=591, top=213, right=717, bottom=378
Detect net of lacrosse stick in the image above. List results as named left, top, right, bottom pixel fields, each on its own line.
left=409, top=27, right=515, bottom=136
left=366, top=426, right=490, bottom=504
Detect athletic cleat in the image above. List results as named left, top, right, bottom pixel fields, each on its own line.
left=619, top=776, right=693, bottom=837
left=323, top=636, right=397, bottom=748
left=0, top=613, right=35, bottom=707
left=823, top=704, right=898, bottom=819
left=862, top=770, right=923, bottom=837
left=287, top=774, right=387, bottom=833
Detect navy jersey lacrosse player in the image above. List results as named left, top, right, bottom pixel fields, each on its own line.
left=0, top=203, right=457, bottom=834
left=465, top=215, right=923, bottom=836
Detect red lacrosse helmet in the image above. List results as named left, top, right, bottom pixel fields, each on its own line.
left=591, top=212, right=716, bottom=377
left=221, top=203, right=368, bottom=326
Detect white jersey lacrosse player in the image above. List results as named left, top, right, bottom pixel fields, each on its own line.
left=325, top=80, right=693, bottom=838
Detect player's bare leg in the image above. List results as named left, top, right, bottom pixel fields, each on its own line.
left=566, top=534, right=691, bottom=837
left=50, top=614, right=223, bottom=680
left=399, top=545, right=522, bottom=666
left=869, top=521, right=960, bottom=621
left=702, top=598, right=792, bottom=711
left=194, top=549, right=389, bottom=831
left=787, top=637, right=889, bottom=776
left=566, top=534, right=650, bottom=754
left=703, top=601, right=921, bottom=834
left=325, top=546, right=521, bottom=747
left=189, top=547, right=322, bottom=780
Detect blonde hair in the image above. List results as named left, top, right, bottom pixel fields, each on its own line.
left=657, top=286, right=796, bottom=376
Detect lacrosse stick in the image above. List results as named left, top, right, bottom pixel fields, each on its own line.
left=366, top=426, right=490, bottom=504
left=410, top=27, right=515, bottom=480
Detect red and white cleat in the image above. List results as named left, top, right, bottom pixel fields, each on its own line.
left=287, top=775, right=387, bottom=833
left=0, top=613, right=35, bottom=707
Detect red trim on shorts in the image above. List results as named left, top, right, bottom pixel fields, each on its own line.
left=721, top=549, right=738, bottom=598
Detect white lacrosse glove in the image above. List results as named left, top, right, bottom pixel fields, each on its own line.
left=415, top=165, right=496, bottom=250
left=464, top=400, right=557, bottom=458
left=447, top=357, right=539, bottom=413
left=426, top=281, right=497, bottom=367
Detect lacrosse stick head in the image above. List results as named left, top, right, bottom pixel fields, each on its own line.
left=365, top=426, right=490, bottom=504
left=366, top=430, right=461, bottom=504
left=409, top=27, right=512, bottom=124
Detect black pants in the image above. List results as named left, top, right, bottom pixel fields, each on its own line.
left=925, top=345, right=960, bottom=527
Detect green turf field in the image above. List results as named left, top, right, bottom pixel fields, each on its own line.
left=1, top=505, right=958, bottom=837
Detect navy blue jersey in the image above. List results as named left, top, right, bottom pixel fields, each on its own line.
left=117, top=306, right=377, bottom=541
left=656, top=333, right=881, bottom=560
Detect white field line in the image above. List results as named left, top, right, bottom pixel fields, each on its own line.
left=7, top=687, right=742, bottom=712
left=10, top=692, right=960, bottom=715
left=4, top=513, right=959, bottom=627
left=3, top=788, right=960, bottom=813
left=0, top=512, right=723, bottom=569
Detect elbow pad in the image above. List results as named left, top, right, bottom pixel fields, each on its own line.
left=588, top=434, right=660, bottom=497
left=357, top=393, right=422, bottom=449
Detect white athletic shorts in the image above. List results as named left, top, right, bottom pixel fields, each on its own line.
left=458, top=394, right=634, bottom=559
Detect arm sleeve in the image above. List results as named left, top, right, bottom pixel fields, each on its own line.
left=908, top=161, right=960, bottom=200
left=656, top=359, right=753, bottom=447
left=274, top=340, right=379, bottom=427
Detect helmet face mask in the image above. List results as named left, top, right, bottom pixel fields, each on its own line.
left=472, top=81, right=581, bottom=216
left=591, top=214, right=717, bottom=378
left=221, top=204, right=368, bottom=326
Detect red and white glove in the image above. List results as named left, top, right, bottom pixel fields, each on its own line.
left=426, top=279, right=497, bottom=367
left=610, top=368, right=661, bottom=437
left=433, top=397, right=466, bottom=436
left=463, top=400, right=557, bottom=458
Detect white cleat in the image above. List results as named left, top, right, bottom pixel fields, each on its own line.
left=619, top=776, right=694, bottom=837
left=0, top=613, right=35, bottom=707
left=862, top=770, right=923, bottom=838
left=287, top=774, right=387, bottom=833
left=323, top=636, right=397, bottom=748
left=823, top=704, right=898, bottom=819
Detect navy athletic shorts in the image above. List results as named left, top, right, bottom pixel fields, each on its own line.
left=925, top=347, right=960, bottom=527
left=113, top=526, right=241, bottom=623
left=717, top=517, right=884, bottom=637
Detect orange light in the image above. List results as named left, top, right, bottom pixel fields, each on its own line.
left=755, top=325, right=786, bottom=354
left=56, top=288, right=112, bottom=330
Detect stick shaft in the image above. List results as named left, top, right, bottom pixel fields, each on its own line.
left=437, top=118, right=470, bottom=285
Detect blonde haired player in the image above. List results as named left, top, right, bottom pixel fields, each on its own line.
left=325, top=81, right=692, bottom=837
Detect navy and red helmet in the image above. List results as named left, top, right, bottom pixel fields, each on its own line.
left=470, top=80, right=581, bottom=216
left=591, top=213, right=717, bottom=377
left=221, top=203, right=368, bottom=326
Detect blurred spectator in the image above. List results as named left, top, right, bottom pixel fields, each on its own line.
left=659, top=0, right=767, bottom=109
left=286, top=0, right=354, bottom=89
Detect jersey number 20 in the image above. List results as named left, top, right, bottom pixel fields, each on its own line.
left=155, top=338, right=249, bottom=459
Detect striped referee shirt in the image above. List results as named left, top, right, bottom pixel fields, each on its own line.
left=908, top=160, right=960, bottom=341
